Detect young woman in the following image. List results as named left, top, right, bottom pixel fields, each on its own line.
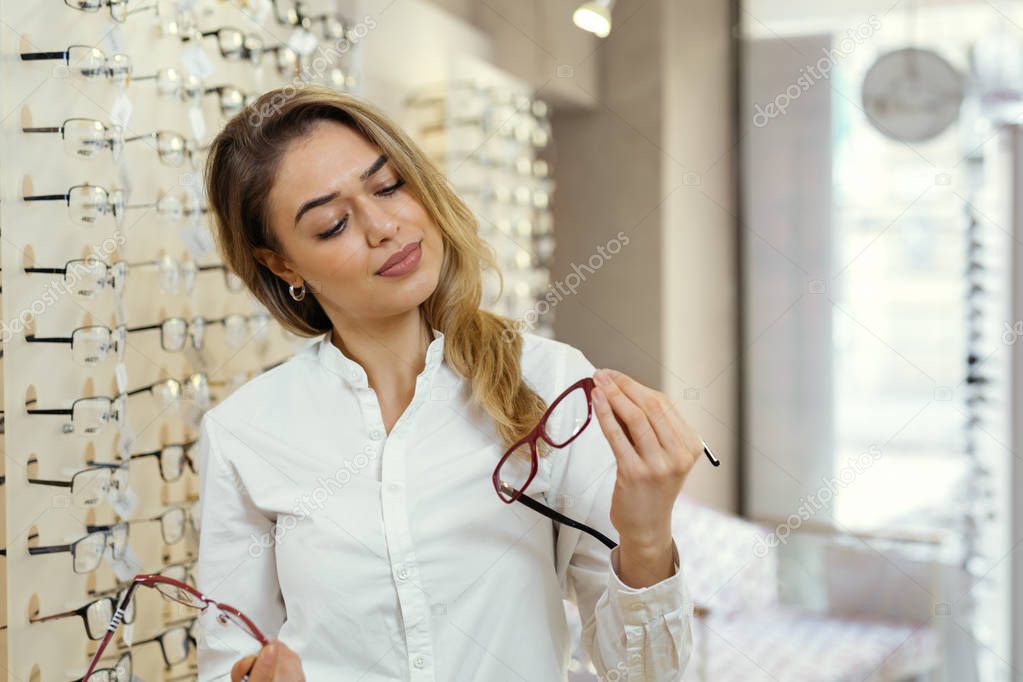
left=196, top=84, right=703, bottom=681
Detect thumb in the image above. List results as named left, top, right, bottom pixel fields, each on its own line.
left=231, top=656, right=258, bottom=682
left=272, top=641, right=306, bottom=680
left=249, top=641, right=280, bottom=680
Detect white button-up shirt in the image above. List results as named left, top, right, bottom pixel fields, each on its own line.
left=194, top=328, right=694, bottom=681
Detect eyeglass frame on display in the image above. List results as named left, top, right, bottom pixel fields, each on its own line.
left=26, top=461, right=128, bottom=507
left=22, top=117, right=125, bottom=160
left=19, top=44, right=132, bottom=85
left=29, top=587, right=136, bottom=640
left=24, top=258, right=128, bottom=299
left=25, top=523, right=129, bottom=574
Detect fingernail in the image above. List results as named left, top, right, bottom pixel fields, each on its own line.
left=595, top=370, right=610, bottom=385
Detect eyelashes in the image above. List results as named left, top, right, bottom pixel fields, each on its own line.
left=315, top=178, right=406, bottom=241
left=377, top=178, right=405, bottom=196
left=317, top=218, right=346, bottom=241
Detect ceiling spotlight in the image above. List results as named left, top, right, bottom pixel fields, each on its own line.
left=573, top=0, right=614, bottom=38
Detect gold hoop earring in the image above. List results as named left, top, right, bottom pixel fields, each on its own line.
left=288, top=282, right=306, bottom=301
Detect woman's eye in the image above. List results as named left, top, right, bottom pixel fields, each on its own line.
left=376, top=178, right=405, bottom=196
left=317, top=217, right=347, bottom=240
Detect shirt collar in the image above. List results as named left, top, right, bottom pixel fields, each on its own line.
left=317, top=327, right=445, bottom=389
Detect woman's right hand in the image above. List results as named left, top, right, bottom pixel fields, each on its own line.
left=231, top=640, right=306, bottom=682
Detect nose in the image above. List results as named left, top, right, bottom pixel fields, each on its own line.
left=356, top=194, right=400, bottom=246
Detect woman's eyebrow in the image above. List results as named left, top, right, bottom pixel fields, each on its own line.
left=294, top=191, right=339, bottom=227
left=359, top=154, right=388, bottom=180
left=294, top=155, right=389, bottom=227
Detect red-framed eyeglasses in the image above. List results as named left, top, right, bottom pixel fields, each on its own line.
left=492, top=377, right=719, bottom=550
left=82, top=573, right=269, bottom=680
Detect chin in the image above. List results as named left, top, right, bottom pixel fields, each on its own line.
left=380, top=267, right=440, bottom=308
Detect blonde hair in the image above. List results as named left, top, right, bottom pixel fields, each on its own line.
left=204, top=84, right=549, bottom=453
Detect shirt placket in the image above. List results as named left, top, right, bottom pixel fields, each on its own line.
left=357, top=359, right=439, bottom=681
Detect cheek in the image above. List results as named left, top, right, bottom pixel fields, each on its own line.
left=296, top=238, right=367, bottom=286
left=325, top=242, right=368, bottom=278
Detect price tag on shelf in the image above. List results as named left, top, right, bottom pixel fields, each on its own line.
left=102, top=24, right=127, bottom=54
left=111, top=545, right=143, bottom=582
left=110, top=483, right=139, bottom=519
left=181, top=44, right=214, bottom=80
left=117, top=425, right=136, bottom=462
left=115, top=362, right=128, bottom=394
left=246, top=0, right=271, bottom=24
left=110, top=92, right=133, bottom=128
left=181, top=221, right=216, bottom=258
left=188, top=103, right=206, bottom=140
left=288, top=28, right=318, bottom=57
left=122, top=620, right=134, bottom=647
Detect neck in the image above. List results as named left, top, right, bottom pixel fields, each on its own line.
left=329, top=307, right=433, bottom=394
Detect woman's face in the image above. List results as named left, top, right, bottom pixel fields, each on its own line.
left=260, top=119, right=443, bottom=322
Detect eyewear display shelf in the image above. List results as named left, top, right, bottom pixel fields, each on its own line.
left=0, top=1, right=359, bottom=680
left=403, top=57, right=557, bottom=339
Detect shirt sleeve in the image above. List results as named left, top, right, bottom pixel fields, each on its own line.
left=549, top=344, right=695, bottom=681
left=194, top=412, right=287, bottom=681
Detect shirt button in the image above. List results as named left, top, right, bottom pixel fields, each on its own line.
left=412, top=654, right=426, bottom=668
left=370, top=429, right=383, bottom=440
left=396, top=565, right=409, bottom=580
left=387, top=482, right=401, bottom=492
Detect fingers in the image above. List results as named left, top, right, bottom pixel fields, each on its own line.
left=231, top=640, right=305, bottom=682
left=248, top=641, right=280, bottom=681
left=591, top=382, right=641, bottom=469
left=273, top=641, right=306, bottom=680
left=231, top=656, right=258, bottom=682
left=593, top=370, right=664, bottom=458
left=608, top=369, right=685, bottom=457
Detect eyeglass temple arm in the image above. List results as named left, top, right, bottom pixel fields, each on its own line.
left=127, top=448, right=161, bottom=461
left=30, top=602, right=87, bottom=623
left=25, top=404, right=74, bottom=416
left=24, top=266, right=69, bottom=274
left=125, top=322, right=161, bottom=334
left=22, top=126, right=61, bottom=133
left=87, top=522, right=132, bottom=532
left=83, top=581, right=142, bottom=679
left=20, top=51, right=67, bottom=60
left=23, top=193, right=67, bottom=202
left=28, top=543, right=73, bottom=555
left=25, top=334, right=73, bottom=344
left=126, top=382, right=156, bottom=396
left=703, top=443, right=720, bottom=467
left=513, top=493, right=618, bottom=550
left=26, top=477, right=72, bottom=488
left=123, top=132, right=154, bottom=143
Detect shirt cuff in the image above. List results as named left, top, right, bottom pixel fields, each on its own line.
left=608, top=538, right=690, bottom=624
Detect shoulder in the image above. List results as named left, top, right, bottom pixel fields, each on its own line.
left=203, top=337, right=322, bottom=430
left=518, top=331, right=598, bottom=401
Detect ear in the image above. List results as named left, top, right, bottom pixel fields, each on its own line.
left=253, top=247, right=302, bottom=287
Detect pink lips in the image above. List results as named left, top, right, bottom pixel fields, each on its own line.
left=376, top=240, right=422, bottom=277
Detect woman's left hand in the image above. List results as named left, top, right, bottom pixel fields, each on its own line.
left=590, top=368, right=701, bottom=587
